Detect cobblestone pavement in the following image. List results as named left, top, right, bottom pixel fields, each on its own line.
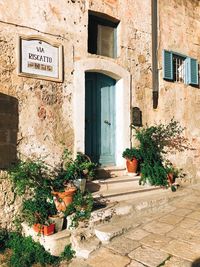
left=67, top=186, right=200, bottom=267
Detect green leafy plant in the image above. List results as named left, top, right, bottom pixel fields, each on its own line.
left=8, top=160, right=49, bottom=196
left=65, top=190, right=94, bottom=228
left=22, top=197, right=57, bottom=226
left=133, top=119, right=189, bottom=187
left=122, top=148, right=141, bottom=161
left=6, top=232, right=59, bottom=267
left=0, top=228, right=8, bottom=252
left=60, top=244, right=75, bottom=261
left=51, top=150, right=97, bottom=191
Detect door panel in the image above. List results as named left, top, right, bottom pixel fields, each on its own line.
left=85, top=73, right=116, bottom=166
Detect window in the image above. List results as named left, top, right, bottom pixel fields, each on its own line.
left=163, top=50, right=199, bottom=85
left=88, top=11, right=119, bottom=58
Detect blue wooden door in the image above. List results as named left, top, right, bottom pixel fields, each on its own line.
left=85, top=73, right=116, bottom=166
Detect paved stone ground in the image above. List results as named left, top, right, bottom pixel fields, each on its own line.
left=66, top=186, right=200, bottom=267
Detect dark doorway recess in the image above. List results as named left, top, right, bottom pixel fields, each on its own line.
left=0, top=93, right=18, bottom=168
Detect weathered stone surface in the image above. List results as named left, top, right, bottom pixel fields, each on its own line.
left=124, top=228, right=150, bottom=241
left=87, top=248, right=130, bottom=267
left=127, top=260, right=146, bottom=267
left=162, top=256, right=191, bottom=267
left=162, top=239, right=200, bottom=262
left=140, top=233, right=173, bottom=250
left=61, top=258, right=92, bottom=267
left=186, top=211, right=200, bottom=221
left=142, top=221, right=174, bottom=235
left=158, top=214, right=183, bottom=225
left=177, top=217, right=199, bottom=229
left=94, top=221, right=131, bottom=243
left=166, top=226, right=194, bottom=242
left=128, top=246, right=169, bottom=267
left=71, top=234, right=101, bottom=259
left=107, top=236, right=140, bottom=255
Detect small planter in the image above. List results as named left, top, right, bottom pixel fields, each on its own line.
left=49, top=215, right=64, bottom=233
left=33, top=223, right=55, bottom=236
left=52, top=187, right=77, bottom=212
left=126, top=158, right=138, bottom=173
left=73, top=178, right=86, bottom=193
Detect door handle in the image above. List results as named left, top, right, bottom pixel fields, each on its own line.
left=104, top=120, right=111, bottom=125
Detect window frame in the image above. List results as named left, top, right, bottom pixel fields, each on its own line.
left=88, top=11, right=119, bottom=58
left=162, top=49, right=199, bottom=86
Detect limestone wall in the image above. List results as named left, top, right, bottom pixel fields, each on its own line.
left=143, top=0, right=200, bottom=182
left=0, top=0, right=152, bottom=166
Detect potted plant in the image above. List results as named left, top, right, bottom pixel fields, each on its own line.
left=73, top=152, right=97, bottom=192
left=22, top=197, right=57, bottom=236
left=51, top=184, right=77, bottom=212
left=133, top=119, right=189, bottom=189
left=122, top=148, right=141, bottom=173
left=66, top=190, right=94, bottom=228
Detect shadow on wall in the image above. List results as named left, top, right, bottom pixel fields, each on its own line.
left=192, top=258, right=200, bottom=267
left=0, top=93, right=18, bottom=169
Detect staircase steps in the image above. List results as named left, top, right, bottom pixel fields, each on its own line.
left=88, top=168, right=162, bottom=202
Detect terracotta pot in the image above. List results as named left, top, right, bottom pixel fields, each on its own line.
left=126, top=158, right=138, bottom=173
left=52, top=187, right=77, bottom=212
left=167, top=173, right=174, bottom=185
left=33, top=223, right=55, bottom=236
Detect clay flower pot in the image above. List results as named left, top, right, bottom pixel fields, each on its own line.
left=49, top=215, right=64, bottom=233
left=33, top=223, right=55, bottom=236
left=126, top=158, right=138, bottom=173
left=52, top=187, right=77, bottom=212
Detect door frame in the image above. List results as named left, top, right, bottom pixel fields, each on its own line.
left=73, top=58, right=130, bottom=167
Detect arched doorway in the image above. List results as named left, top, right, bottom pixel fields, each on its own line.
left=85, top=72, right=116, bottom=166
left=73, top=58, right=130, bottom=167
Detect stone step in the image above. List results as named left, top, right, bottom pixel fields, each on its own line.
left=96, top=166, right=126, bottom=179
left=91, top=187, right=190, bottom=244
left=94, top=219, right=132, bottom=244
left=93, top=186, right=163, bottom=202
left=91, top=173, right=163, bottom=202
left=88, top=175, right=141, bottom=193
left=90, top=186, right=189, bottom=227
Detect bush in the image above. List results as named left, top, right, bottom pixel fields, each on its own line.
left=133, top=119, right=189, bottom=186
left=0, top=228, right=8, bottom=252
left=60, top=244, right=75, bottom=261
left=5, top=232, right=59, bottom=267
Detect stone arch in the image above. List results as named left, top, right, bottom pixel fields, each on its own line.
left=73, top=58, right=130, bottom=167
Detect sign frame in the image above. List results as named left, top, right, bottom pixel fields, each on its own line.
left=18, top=35, right=63, bottom=82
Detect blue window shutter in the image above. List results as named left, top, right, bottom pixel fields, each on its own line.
left=185, top=57, right=199, bottom=85
left=162, top=50, right=173, bottom=80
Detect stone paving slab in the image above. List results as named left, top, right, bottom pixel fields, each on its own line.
left=106, top=236, right=140, bottom=255
left=124, top=228, right=150, bottom=241
left=127, top=260, right=146, bottom=267
left=158, top=213, right=183, bottom=225
left=161, top=239, right=200, bottom=262
left=166, top=226, right=194, bottom=242
left=162, top=256, right=191, bottom=267
left=86, top=247, right=130, bottom=267
left=177, top=217, right=199, bottom=229
left=60, top=259, right=92, bottom=267
left=170, top=208, right=193, bottom=217
left=142, top=221, right=174, bottom=234
left=186, top=211, right=200, bottom=221
left=128, top=246, right=169, bottom=267
left=140, top=233, right=173, bottom=250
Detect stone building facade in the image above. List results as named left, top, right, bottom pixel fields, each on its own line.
left=0, top=0, right=200, bottom=227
